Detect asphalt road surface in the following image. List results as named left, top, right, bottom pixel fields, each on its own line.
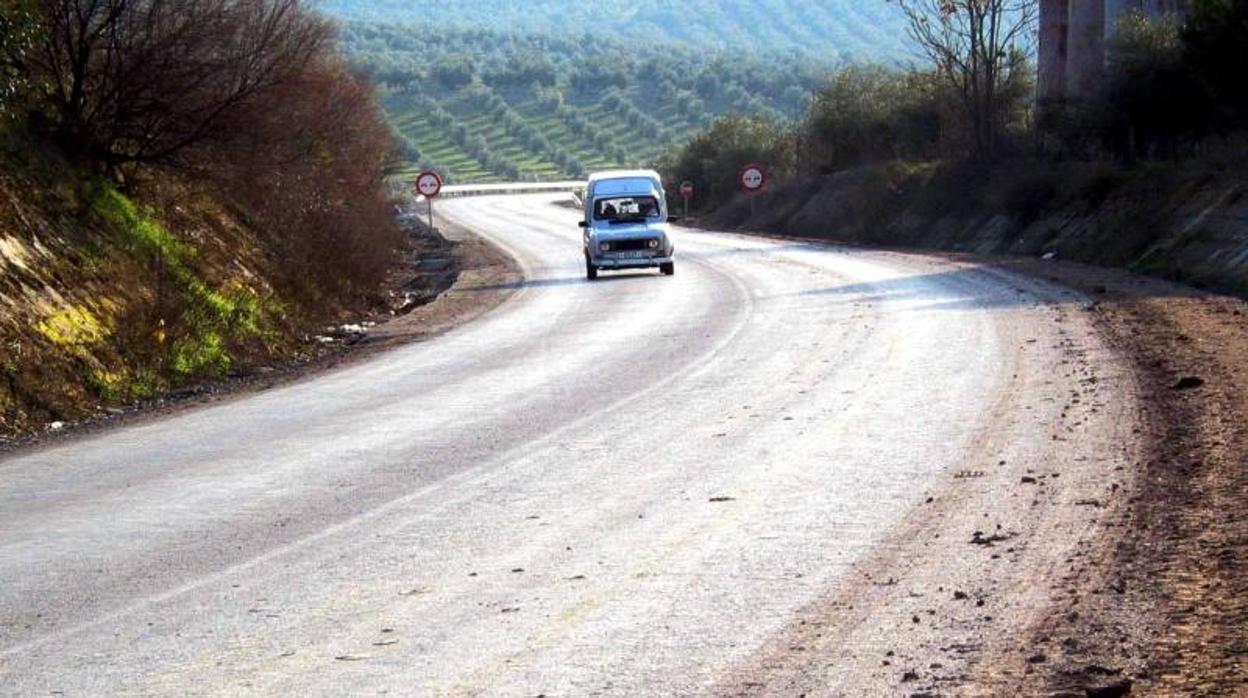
left=0, top=194, right=1139, bottom=695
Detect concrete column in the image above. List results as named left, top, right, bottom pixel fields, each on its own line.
left=1066, top=0, right=1106, bottom=99
left=1038, top=0, right=1070, bottom=101
left=1150, top=0, right=1190, bottom=14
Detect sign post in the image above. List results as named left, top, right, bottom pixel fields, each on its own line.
left=415, top=171, right=443, bottom=230
left=679, top=180, right=694, bottom=219
left=738, top=162, right=766, bottom=218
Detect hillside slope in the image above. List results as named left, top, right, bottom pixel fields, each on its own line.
left=708, top=161, right=1248, bottom=296
left=323, top=0, right=910, bottom=60
left=0, top=144, right=416, bottom=440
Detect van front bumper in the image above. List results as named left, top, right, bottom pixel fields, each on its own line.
left=593, top=255, right=673, bottom=269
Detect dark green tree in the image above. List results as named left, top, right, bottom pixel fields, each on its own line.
left=1182, top=0, right=1248, bottom=127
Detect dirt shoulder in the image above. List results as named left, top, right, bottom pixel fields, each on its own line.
left=999, top=258, right=1248, bottom=696
left=352, top=214, right=521, bottom=354
left=0, top=212, right=522, bottom=454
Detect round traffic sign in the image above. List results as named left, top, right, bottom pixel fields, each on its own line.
left=739, top=163, right=766, bottom=193
left=415, top=171, right=443, bottom=198
left=680, top=180, right=694, bottom=198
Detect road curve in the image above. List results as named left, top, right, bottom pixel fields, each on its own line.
left=0, top=194, right=1139, bottom=695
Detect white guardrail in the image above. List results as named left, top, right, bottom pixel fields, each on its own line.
left=436, top=181, right=586, bottom=199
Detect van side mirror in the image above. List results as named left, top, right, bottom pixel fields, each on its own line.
left=578, top=220, right=589, bottom=228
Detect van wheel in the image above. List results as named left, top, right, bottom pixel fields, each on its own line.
left=660, top=262, right=675, bottom=276
left=586, top=255, right=598, bottom=281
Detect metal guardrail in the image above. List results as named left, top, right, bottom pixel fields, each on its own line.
left=400, top=181, right=587, bottom=230
left=436, top=181, right=587, bottom=199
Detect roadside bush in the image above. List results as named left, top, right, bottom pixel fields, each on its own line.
left=657, top=114, right=794, bottom=213
left=0, top=0, right=36, bottom=122
left=1046, top=3, right=1247, bottom=161
left=801, top=65, right=942, bottom=174
left=202, top=51, right=403, bottom=302
left=1182, top=0, right=1248, bottom=133
left=997, top=167, right=1061, bottom=224
left=1099, top=11, right=1210, bottom=158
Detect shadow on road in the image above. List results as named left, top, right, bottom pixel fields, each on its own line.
left=793, top=260, right=1206, bottom=311
left=467, top=271, right=661, bottom=292
left=690, top=241, right=831, bottom=259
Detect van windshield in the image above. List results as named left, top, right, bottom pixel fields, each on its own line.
left=594, top=196, right=661, bottom=223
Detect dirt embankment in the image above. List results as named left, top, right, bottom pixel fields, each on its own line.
left=0, top=142, right=519, bottom=447
left=708, top=161, right=1248, bottom=297
left=1, top=189, right=519, bottom=452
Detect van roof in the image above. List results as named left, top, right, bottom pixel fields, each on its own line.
left=590, top=177, right=661, bottom=198
left=587, top=169, right=663, bottom=185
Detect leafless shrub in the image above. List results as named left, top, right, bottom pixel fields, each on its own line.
left=202, top=51, right=404, bottom=301
left=29, top=0, right=334, bottom=166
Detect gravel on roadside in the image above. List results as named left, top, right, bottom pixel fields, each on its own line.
left=997, top=258, right=1248, bottom=696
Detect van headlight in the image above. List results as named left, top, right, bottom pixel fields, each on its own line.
left=599, top=241, right=610, bottom=252
left=648, top=239, right=660, bottom=249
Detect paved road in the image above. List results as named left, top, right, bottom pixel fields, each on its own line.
left=0, top=194, right=1138, bottom=695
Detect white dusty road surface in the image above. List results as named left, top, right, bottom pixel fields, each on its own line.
left=0, top=194, right=1142, bottom=695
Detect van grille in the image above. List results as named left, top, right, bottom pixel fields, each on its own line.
left=606, top=239, right=651, bottom=252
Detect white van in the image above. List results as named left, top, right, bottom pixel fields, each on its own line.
left=579, top=170, right=676, bottom=280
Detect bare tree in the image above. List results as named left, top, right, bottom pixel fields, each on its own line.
left=28, top=0, right=333, bottom=165
left=891, top=0, right=1037, bottom=160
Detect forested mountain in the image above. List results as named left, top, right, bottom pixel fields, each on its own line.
left=343, top=23, right=836, bottom=183
left=322, top=0, right=910, bottom=60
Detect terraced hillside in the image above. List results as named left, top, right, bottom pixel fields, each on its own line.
left=385, top=86, right=707, bottom=184
left=324, top=0, right=910, bottom=60
left=344, top=24, right=833, bottom=183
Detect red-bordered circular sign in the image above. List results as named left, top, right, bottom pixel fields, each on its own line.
left=739, top=163, right=766, bottom=193
left=415, top=171, right=443, bottom=198
left=679, top=180, right=694, bottom=198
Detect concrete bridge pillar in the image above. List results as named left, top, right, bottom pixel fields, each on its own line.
left=1038, top=0, right=1070, bottom=102
left=1038, top=0, right=1190, bottom=103
left=1066, top=0, right=1106, bottom=99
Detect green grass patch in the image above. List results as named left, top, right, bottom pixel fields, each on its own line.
left=89, top=183, right=278, bottom=380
